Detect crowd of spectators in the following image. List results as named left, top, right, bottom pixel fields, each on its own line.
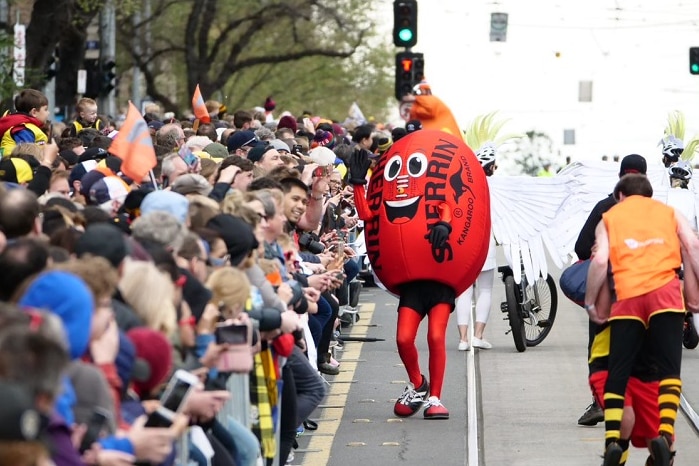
left=0, top=89, right=415, bottom=466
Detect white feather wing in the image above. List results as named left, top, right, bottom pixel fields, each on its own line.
left=552, top=161, right=671, bottom=263
left=490, top=160, right=671, bottom=285
left=488, top=175, right=574, bottom=284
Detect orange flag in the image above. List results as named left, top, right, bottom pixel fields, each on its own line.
left=192, top=84, right=211, bottom=124
left=110, top=102, right=157, bottom=182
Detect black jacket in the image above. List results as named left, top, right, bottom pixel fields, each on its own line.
left=574, top=194, right=616, bottom=260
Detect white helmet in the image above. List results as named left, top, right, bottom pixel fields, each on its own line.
left=476, top=142, right=496, bottom=167
left=668, top=160, right=693, bottom=181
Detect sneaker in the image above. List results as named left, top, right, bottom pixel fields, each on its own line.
left=423, top=396, right=450, bottom=420
left=578, top=400, right=604, bottom=426
left=318, top=362, right=340, bottom=376
left=650, top=435, right=672, bottom=466
left=458, top=340, right=470, bottom=351
left=394, top=375, right=429, bottom=417
left=329, top=356, right=340, bottom=367
left=472, top=337, right=492, bottom=349
left=602, top=442, right=623, bottom=466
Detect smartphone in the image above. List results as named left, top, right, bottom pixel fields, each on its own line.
left=215, top=323, right=250, bottom=345
left=145, top=369, right=198, bottom=428
left=79, top=407, right=111, bottom=453
left=178, top=144, right=200, bottom=169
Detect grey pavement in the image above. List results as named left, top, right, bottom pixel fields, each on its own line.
left=296, top=253, right=699, bottom=465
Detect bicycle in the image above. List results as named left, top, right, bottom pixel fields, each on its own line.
left=498, top=263, right=558, bottom=352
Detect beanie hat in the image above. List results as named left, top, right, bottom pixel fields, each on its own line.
left=268, top=139, right=291, bottom=153
left=308, top=146, right=336, bottom=166
left=619, top=154, right=647, bottom=178
left=75, top=223, right=128, bottom=268
left=312, top=129, right=335, bottom=150
left=206, top=214, right=259, bottom=266
left=0, top=157, right=33, bottom=184
left=203, top=142, right=229, bottom=160
left=277, top=115, right=298, bottom=134
left=19, top=271, right=93, bottom=360
left=264, top=96, right=276, bottom=112
left=140, top=190, right=190, bottom=224
left=247, top=144, right=276, bottom=164
left=126, top=327, right=173, bottom=399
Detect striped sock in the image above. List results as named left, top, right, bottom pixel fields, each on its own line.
left=604, top=392, right=625, bottom=445
left=618, top=439, right=630, bottom=465
left=658, top=378, right=682, bottom=439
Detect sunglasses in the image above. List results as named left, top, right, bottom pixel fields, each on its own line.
left=208, top=254, right=230, bottom=267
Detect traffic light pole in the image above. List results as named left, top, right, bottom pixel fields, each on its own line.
left=99, top=0, right=116, bottom=118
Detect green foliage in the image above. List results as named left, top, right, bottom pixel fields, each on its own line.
left=0, top=31, right=21, bottom=104
left=118, top=0, right=394, bottom=121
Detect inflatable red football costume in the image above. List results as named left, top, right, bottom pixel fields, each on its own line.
left=349, top=129, right=491, bottom=419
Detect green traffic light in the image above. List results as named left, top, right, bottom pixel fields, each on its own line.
left=692, top=63, right=699, bottom=74
left=398, top=28, right=414, bottom=43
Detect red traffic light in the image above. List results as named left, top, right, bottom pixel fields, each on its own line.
left=401, top=58, right=413, bottom=72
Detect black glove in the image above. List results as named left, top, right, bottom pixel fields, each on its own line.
left=348, top=148, right=372, bottom=185
left=424, top=221, right=452, bottom=248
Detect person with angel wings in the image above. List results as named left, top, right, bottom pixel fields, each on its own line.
left=454, top=113, right=520, bottom=351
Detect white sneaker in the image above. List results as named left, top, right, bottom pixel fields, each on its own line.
left=472, top=337, right=492, bottom=349
left=458, top=340, right=470, bottom=351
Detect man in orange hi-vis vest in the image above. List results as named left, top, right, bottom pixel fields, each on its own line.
left=584, top=173, right=699, bottom=466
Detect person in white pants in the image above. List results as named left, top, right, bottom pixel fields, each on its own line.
left=455, top=233, right=495, bottom=350
left=454, top=113, right=504, bottom=350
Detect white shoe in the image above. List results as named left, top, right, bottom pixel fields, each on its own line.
left=458, top=340, right=470, bottom=351
left=472, top=337, right=492, bottom=349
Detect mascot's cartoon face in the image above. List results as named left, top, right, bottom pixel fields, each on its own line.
left=382, top=151, right=428, bottom=224
left=363, top=130, right=491, bottom=295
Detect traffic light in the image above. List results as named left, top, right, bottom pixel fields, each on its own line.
left=99, top=60, right=116, bottom=96
left=690, top=47, right=699, bottom=75
left=395, top=51, right=424, bottom=100
left=83, top=59, right=101, bottom=98
left=393, top=0, right=418, bottom=48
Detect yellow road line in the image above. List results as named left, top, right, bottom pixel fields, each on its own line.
left=301, top=302, right=377, bottom=466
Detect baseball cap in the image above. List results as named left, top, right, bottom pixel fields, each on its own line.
left=619, top=154, right=647, bottom=178
left=78, top=147, right=109, bottom=163
left=89, top=176, right=131, bottom=206
left=203, top=142, right=229, bottom=160
left=406, top=119, right=422, bottom=133
left=0, top=157, right=33, bottom=184
left=226, top=130, right=259, bottom=153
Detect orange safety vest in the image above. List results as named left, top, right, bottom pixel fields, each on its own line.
left=603, top=196, right=681, bottom=300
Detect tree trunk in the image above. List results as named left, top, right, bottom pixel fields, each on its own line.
left=25, top=0, right=72, bottom=89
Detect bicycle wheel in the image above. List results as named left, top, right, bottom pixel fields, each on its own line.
left=505, top=275, right=526, bottom=352
left=523, top=274, right=558, bottom=347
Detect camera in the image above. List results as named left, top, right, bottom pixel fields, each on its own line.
left=298, top=233, right=325, bottom=254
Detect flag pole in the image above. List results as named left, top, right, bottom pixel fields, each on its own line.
left=149, top=169, right=159, bottom=190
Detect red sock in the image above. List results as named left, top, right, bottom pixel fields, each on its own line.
left=426, top=303, right=451, bottom=399
left=396, top=306, right=423, bottom=386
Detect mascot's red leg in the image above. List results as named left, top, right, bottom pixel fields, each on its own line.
left=396, top=306, right=423, bottom=386
left=426, top=302, right=451, bottom=399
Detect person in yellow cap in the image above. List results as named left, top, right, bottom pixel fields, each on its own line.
left=0, top=157, right=34, bottom=185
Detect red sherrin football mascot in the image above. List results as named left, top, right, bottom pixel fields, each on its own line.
left=349, top=129, right=491, bottom=419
